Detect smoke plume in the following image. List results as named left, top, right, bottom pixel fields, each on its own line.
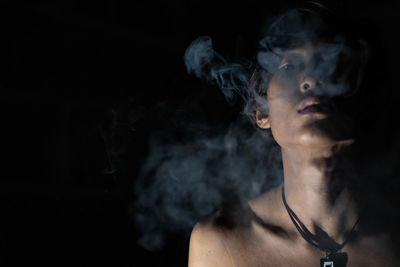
left=133, top=117, right=282, bottom=250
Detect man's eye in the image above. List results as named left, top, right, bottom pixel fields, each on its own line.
left=279, top=63, right=295, bottom=72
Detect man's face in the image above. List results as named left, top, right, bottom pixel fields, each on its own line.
left=260, top=43, right=357, bottom=150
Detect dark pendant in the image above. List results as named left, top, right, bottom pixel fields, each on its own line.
left=320, top=252, right=348, bottom=267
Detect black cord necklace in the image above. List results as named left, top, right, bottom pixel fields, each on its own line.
left=281, top=186, right=359, bottom=267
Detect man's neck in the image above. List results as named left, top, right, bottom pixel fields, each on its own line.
left=280, top=145, right=358, bottom=243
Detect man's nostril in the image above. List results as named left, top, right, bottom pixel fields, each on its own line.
left=303, top=83, right=311, bottom=90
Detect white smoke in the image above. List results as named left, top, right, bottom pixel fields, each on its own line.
left=132, top=117, right=282, bottom=250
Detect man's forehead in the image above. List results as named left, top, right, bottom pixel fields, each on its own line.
left=281, top=42, right=343, bottom=61
left=280, top=45, right=313, bottom=62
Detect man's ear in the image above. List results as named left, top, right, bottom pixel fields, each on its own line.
left=255, top=110, right=270, bottom=129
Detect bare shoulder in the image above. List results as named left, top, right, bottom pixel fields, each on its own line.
left=188, top=205, right=255, bottom=267
left=188, top=220, right=233, bottom=267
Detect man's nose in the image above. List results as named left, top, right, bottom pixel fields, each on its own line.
left=300, top=75, right=317, bottom=93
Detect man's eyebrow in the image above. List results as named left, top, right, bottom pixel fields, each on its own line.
left=281, top=52, right=305, bottom=62
left=283, top=47, right=308, bottom=55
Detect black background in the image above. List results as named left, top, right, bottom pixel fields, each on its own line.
left=1, top=0, right=400, bottom=266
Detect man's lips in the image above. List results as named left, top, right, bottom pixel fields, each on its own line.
left=297, top=97, right=331, bottom=114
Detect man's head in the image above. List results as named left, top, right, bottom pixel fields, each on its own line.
left=248, top=3, right=368, bottom=149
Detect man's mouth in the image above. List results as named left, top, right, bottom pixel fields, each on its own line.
left=297, top=97, right=331, bottom=114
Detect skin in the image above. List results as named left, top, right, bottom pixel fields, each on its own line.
left=188, top=43, right=400, bottom=266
